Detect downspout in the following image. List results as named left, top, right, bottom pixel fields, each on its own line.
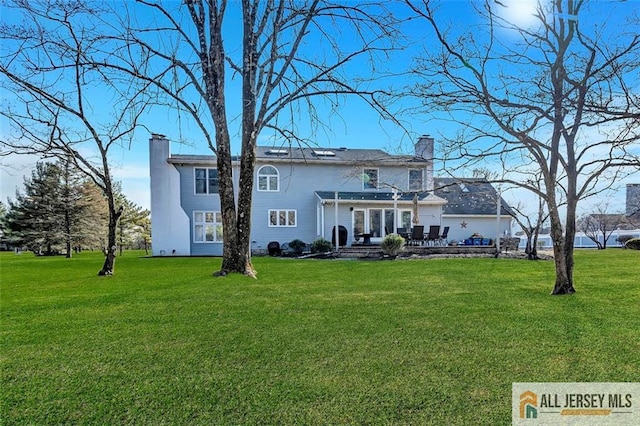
left=496, top=187, right=501, bottom=253
left=334, top=191, right=339, bottom=253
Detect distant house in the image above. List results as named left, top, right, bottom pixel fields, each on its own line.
left=520, top=183, right=640, bottom=250
left=149, top=134, right=513, bottom=256
left=626, top=183, right=640, bottom=226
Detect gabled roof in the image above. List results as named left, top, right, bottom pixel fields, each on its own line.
left=435, top=178, right=515, bottom=216
left=167, top=146, right=427, bottom=165
left=257, top=145, right=425, bottom=164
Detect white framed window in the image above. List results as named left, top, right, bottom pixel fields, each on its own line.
left=193, top=211, right=223, bottom=243
left=268, top=209, right=297, bottom=227
left=400, top=210, right=413, bottom=230
left=363, top=168, right=378, bottom=190
left=408, top=169, right=423, bottom=191
left=194, top=168, right=219, bottom=194
left=258, top=165, right=279, bottom=191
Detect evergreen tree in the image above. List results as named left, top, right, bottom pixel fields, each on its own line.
left=5, top=163, right=65, bottom=255
left=0, top=201, right=10, bottom=250
left=3, top=160, right=108, bottom=255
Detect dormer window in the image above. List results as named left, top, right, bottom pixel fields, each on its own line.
left=258, top=165, right=279, bottom=191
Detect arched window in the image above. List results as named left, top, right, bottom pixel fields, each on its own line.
left=258, top=165, right=279, bottom=191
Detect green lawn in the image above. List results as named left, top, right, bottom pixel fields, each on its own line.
left=1, top=250, right=639, bottom=424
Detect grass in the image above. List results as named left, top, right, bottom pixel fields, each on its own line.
left=1, top=249, right=639, bottom=424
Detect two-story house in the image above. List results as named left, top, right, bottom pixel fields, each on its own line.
left=149, top=134, right=513, bottom=256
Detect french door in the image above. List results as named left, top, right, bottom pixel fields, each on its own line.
left=353, top=208, right=410, bottom=239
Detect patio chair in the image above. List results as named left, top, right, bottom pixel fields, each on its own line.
left=438, top=226, right=450, bottom=246
left=396, top=227, right=409, bottom=242
left=425, top=225, right=440, bottom=246
left=409, top=225, right=424, bottom=246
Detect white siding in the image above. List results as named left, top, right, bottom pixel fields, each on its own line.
left=149, top=136, right=190, bottom=256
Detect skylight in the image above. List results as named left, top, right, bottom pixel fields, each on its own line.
left=313, top=150, right=336, bottom=157
left=266, top=149, right=289, bottom=155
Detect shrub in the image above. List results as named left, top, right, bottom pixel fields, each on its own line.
left=617, top=235, right=635, bottom=245
left=311, top=238, right=333, bottom=253
left=289, top=239, right=307, bottom=255
left=624, top=238, right=640, bottom=250
left=380, top=233, right=405, bottom=257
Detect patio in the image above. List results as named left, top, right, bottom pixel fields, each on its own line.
left=336, top=244, right=500, bottom=259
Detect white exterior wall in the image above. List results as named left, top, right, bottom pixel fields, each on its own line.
left=147, top=134, right=516, bottom=255
left=250, top=161, right=442, bottom=248
left=149, top=136, right=191, bottom=256
left=442, top=215, right=513, bottom=244
left=417, top=203, right=444, bottom=227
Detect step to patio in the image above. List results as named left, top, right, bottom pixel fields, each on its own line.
left=336, top=245, right=499, bottom=258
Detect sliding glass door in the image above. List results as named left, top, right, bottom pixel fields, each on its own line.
left=369, top=209, right=382, bottom=238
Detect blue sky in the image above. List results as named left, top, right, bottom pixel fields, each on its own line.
left=1, top=0, right=638, bottom=218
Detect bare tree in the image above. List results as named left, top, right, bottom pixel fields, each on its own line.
left=500, top=171, right=549, bottom=260
left=578, top=203, right=625, bottom=249
left=510, top=196, right=549, bottom=260
left=406, top=0, right=640, bottom=294
left=0, top=1, right=151, bottom=275
left=103, top=0, right=401, bottom=277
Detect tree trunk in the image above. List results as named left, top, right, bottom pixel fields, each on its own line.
left=527, top=239, right=538, bottom=260
left=213, top=132, right=256, bottom=277
left=99, top=244, right=116, bottom=276
left=529, top=228, right=539, bottom=260
left=224, top=10, right=259, bottom=279
left=64, top=206, right=72, bottom=258
left=230, top=143, right=257, bottom=278
left=210, top=1, right=257, bottom=278
left=551, top=249, right=575, bottom=294
left=98, top=200, right=122, bottom=276
left=524, top=226, right=540, bottom=260
left=549, top=203, right=576, bottom=295
left=214, top=131, right=244, bottom=277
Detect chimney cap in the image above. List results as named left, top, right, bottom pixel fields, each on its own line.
left=151, top=133, right=166, bottom=139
